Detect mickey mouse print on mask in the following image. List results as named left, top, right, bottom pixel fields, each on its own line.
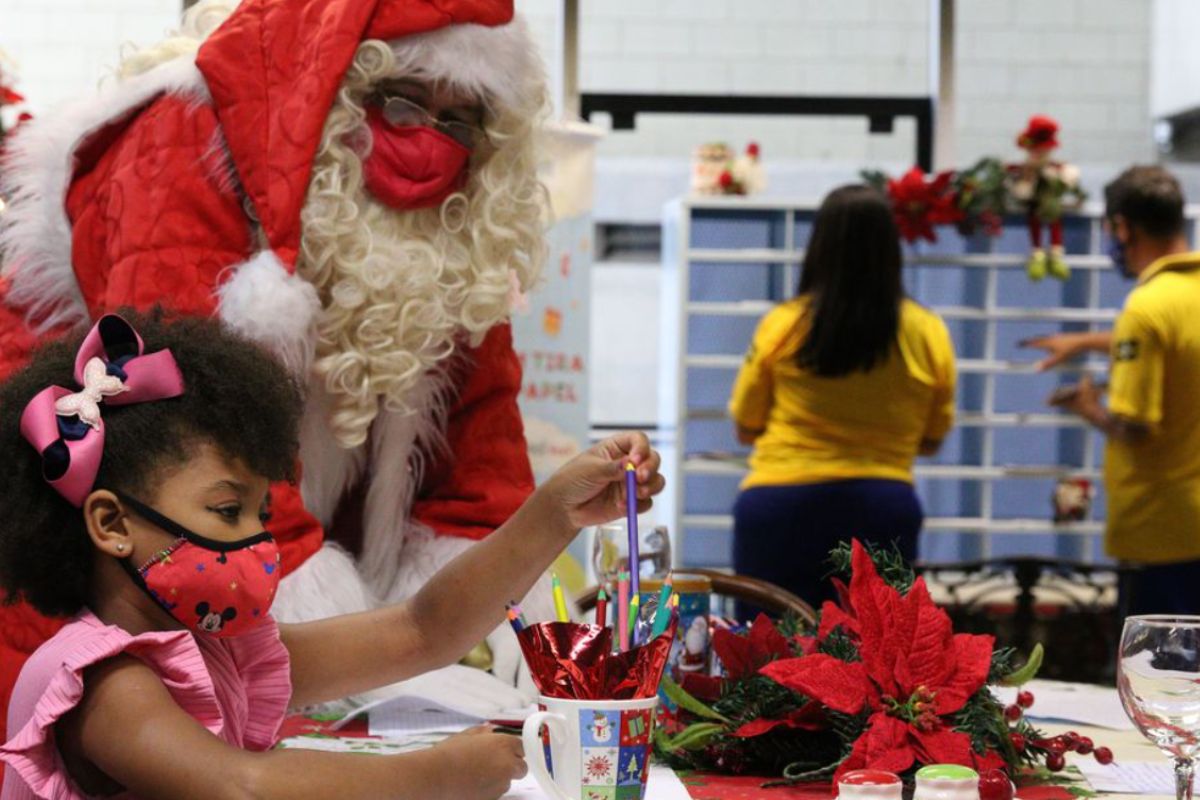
left=117, top=493, right=281, bottom=638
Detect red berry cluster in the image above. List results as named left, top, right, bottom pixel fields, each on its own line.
left=1003, top=691, right=1113, bottom=772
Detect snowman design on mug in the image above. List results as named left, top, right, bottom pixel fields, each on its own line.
left=588, top=712, right=613, bottom=744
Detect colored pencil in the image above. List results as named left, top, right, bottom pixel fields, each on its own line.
left=627, top=594, right=641, bottom=646
left=617, top=571, right=630, bottom=651
left=508, top=601, right=529, bottom=627
left=506, top=608, right=524, bottom=634
left=551, top=573, right=569, bottom=622
left=595, top=586, right=608, bottom=628
left=625, top=463, right=640, bottom=602
left=650, top=576, right=675, bottom=639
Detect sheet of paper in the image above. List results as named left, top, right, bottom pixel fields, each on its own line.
left=276, top=731, right=448, bottom=755
left=331, top=664, right=537, bottom=733
left=368, top=695, right=487, bottom=736
left=1077, top=760, right=1176, bottom=794
left=991, top=680, right=1135, bottom=731
left=502, top=764, right=692, bottom=800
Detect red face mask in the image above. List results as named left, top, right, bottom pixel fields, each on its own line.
left=118, top=492, right=281, bottom=638
left=363, top=106, right=471, bottom=210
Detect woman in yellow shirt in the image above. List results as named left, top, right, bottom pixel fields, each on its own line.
left=728, top=185, right=956, bottom=606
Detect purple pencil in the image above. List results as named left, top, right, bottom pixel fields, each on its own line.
left=625, top=463, right=640, bottom=601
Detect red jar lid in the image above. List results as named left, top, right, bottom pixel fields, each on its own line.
left=840, top=770, right=902, bottom=786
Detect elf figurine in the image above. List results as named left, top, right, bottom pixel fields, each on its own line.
left=1007, top=115, right=1085, bottom=282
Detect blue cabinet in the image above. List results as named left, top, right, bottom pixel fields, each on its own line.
left=658, top=196, right=1175, bottom=568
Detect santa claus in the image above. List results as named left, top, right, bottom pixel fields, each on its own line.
left=0, top=0, right=555, bottom=737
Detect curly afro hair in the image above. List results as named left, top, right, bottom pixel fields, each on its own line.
left=0, top=309, right=304, bottom=617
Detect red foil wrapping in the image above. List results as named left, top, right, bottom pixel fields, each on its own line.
left=517, top=619, right=678, bottom=700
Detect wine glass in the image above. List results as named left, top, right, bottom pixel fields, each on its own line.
left=1117, top=615, right=1200, bottom=800
left=590, top=521, right=671, bottom=586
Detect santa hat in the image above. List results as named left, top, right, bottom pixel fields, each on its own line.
left=1016, top=115, right=1059, bottom=151
left=0, top=0, right=541, bottom=360
left=196, top=0, right=538, bottom=271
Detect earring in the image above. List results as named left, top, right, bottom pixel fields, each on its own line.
left=116, top=543, right=125, bottom=553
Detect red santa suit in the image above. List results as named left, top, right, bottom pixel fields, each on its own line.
left=0, top=0, right=552, bottom=743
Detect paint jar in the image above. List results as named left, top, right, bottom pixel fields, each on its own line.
left=913, top=764, right=980, bottom=800
left=837, top=769, right=903, bottom=799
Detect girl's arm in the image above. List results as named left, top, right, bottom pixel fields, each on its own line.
left=280, top=432, right=664, bottom=708
left=62, top=655, right=524, bottom=800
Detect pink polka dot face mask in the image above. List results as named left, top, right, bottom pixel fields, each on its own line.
left=117, top=492, right=281, bottom=638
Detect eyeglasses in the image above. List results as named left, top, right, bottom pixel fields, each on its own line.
left=375, top=94, right=485, bottom=150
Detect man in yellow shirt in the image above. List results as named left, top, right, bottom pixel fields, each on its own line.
left=1044, top=166, right=1200, bottom=614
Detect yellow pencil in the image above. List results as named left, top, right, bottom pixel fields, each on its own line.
left=551, top=573, right=569, bottom=622
left=627, top=594, right=641, bottom=645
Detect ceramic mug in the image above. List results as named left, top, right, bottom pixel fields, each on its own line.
left=521, top=695, right=658, bottom=800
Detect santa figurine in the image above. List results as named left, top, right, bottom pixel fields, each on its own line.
left=689, top=141, right=765, bottom=196
left=1007, top=115, right=1085, bottom=282
left=1053, top=477, right=1094, bottom=524
left=0, top=0, right=555, bottom=736
left=730, top=142, right=766, bottom=195
left=677, top=615, right=710, bottom=673
left=690, top=142, right=733, bottom=195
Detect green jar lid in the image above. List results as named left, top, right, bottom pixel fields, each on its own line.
left=915, top=764, right=979, bottom=781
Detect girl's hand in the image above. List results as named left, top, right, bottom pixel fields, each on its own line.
left=543, top=431, right=665, bottom=529
left=429, top=725, right=526, bottom=799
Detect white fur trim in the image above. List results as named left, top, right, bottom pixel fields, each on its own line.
left=378, top=526, right=559, bottom=623
left=380, top=525, right=476, bottom=605
left=358, top=381, right=452, bottom=595
left=297, top=383, right=368, bottom=528
left=389, top=17, right=543, bottom=114
left=215, top=250, right=321, bottom=376
left=0, top=57, right=209, bottom=330
left=271, top=542, right=377, bottom=624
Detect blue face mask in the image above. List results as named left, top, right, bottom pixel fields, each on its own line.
left=1107, top=235, right=1134, bottom=279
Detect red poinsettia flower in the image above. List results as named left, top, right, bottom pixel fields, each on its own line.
left=0, top=86, right=23, bottom=105
left=760, top=540, right=1000, bottom=782
left=732, top=700, right=826, bottom=738
left=714, top=613, right=793, bottom=680
left=678, top=672, right=723, bottom=703
left=886, top=168, right=964, bottom=243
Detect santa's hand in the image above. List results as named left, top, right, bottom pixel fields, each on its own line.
left=543, top=431, right=666, bottom=530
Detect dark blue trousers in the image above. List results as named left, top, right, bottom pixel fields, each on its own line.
left=1124, top=558, right=1200, bottom=616
left=732, top=479, right=923, bottom=617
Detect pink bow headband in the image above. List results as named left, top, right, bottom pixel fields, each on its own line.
left=20, top=315, right=185, bottom=507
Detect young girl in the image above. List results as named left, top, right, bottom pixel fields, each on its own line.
left=0, top=312, right=664, bottom=800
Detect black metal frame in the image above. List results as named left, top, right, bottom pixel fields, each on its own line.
left=580, top=92, right=936, bottom=171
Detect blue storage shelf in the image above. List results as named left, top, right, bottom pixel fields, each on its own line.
left=659, top=196, right=1200, bottom=569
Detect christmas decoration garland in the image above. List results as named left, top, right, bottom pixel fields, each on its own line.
left=863, top=116, right=1086, bottom=282
left=653, top=540, right=1113, bottom=791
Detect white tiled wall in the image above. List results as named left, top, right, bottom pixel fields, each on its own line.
left=3, top=0, right=181, bottom=115
left=3, top=1, right=1156, bottom=167
left=519, top=0, right=1155, bottom=167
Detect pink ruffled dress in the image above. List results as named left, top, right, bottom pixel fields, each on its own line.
left=0, top=610, right=291, bottom=799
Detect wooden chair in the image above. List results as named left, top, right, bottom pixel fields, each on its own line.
left=917, top=557, right=1134, bottom=684
left=574, top=568, right=818, bottom=626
